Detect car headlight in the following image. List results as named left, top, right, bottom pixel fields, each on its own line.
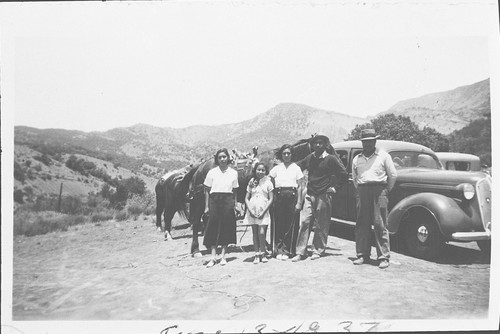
left=459, top=183, right=475, bottom=200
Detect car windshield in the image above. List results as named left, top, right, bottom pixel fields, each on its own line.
left=389, top=151, right=441, bottom=170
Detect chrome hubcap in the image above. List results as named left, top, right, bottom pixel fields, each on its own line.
left=417, top=225, right=429, bottom=243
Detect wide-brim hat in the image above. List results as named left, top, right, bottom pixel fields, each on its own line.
left=360, top=129, right=380, bottom=141
left=311, top=134, right=330, bottom=144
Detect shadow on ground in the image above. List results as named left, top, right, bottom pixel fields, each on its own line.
left=329, top=222, right=490, bottom=265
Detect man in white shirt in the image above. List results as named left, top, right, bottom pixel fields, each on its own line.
left=352, top=129, right=397, bottom=269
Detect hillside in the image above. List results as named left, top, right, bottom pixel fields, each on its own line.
left=380, top=79, right=490, bottom=134
left=13, top=145, right=158, bottom=201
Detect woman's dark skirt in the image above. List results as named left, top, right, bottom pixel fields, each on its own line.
left=203, top=193, right=237, bottom=248
left=274, top=188, right=299, bottom=255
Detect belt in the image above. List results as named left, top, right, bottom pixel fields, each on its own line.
left=358, top=182, right=387, bottom=186
left=275, top=187, right=297, bottom=191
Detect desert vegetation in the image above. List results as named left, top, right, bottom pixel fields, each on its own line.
left=14, top=177, right=156, bottom=237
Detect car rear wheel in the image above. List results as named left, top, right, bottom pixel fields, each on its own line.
left=403, top=216, right=445, bottom=260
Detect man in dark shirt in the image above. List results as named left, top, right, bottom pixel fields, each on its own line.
left=292, top=134, right=348, bottom=261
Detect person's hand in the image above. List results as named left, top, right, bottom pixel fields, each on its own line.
left=204, top=207, right=209, bottom=215
left=295, top=203, right=303, bottom=212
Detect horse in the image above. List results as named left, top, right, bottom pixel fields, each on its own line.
left=188, top=137, right=314, bottom=256
left=154, top=164, right=198, bottom=239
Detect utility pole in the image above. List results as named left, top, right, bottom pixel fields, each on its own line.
left=57, top=183, right=63, bottom=212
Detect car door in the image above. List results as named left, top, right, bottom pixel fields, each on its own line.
left=331, top=148, right=361, bottom=224
left=347, top=149, right=363, bottom=222
left=331, top=149, right=349, bottom=220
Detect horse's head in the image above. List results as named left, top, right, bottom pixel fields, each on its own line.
left=290, top=135, right=315, bottom=161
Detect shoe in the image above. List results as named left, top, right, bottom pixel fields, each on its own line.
left=353, top=257, right=367, bottom=265
left=220, top=258, right=227, bottom=266
left=206, top=259, right=216, bottom=268
left=261, top=256, right=269, bottom=263
left=291, top=255, right=306, bottom=262
left=280, top=254, right=289, bottom=261
left=253, top=256, right=260, bottom=264
left=310, top=253, right=321, bottom=260
left=276, top=254, right=283, bottom=260
left=378, top=260, right=389, bottom=269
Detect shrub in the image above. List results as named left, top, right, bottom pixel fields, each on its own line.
left=14, top=189, right=25, bottom=204
left=13, top=211, right=87, bottom=237
left=127, top=192, right=155, bottom=216
left=91, top=211, right=114, bottom=222
left=33, top=195, right=58, bottom=212
left=33, top=154, right=52, bottom=166
left=127, top=203, right=143, bottom=217
left=115, top=210, right=129, bottom=221
left=14, top=162, right=26, bottom=182
left=60, top=196, right=83, bottom=215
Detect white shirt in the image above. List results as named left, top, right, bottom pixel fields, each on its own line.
left=352, top=148, right=397, bottom=190
left=269, top=162, right=304, bottom=188
left=204, top=166, right=239, bottom=194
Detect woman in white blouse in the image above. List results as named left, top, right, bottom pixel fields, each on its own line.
left=269, top=144, right=305, bottom=260
left=203, top=148, right=239, bottom=268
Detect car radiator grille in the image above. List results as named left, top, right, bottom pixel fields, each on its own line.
left=476, top=177, right=492, bottom=232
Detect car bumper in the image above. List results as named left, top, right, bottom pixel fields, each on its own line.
left=451, top=231, right=491, bottom=242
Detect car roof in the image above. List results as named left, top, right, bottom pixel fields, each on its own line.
left=434, top=152, right=480, bottom=162
left=332, top=140, right=436, bottom=155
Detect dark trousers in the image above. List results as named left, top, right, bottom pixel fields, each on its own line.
left=203, top=193, right=236, bottom=248
left=274, top=189, right=299, bottom=256
left=355, top=184, right=390, bottom=260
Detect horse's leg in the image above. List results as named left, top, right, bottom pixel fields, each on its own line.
left=155, top=183, right=165, bottom=232
left=163, top=206, right=175, bottom=240
left=190, top=197, right=204, bottom=257
left=155, top=191, right=164, bottom=233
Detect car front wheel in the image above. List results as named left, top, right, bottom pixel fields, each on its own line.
left=403, top=216, right=445, bottom=260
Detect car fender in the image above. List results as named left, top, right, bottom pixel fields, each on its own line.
left=388, top=192, right=465, bottom=238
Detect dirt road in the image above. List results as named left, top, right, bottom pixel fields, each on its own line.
left=12, top=215, right=491, bottom=325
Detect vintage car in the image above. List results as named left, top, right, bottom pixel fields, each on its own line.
left=331, top=140, right=492, bottom=260
left=435, top=152, right=481, bottom=172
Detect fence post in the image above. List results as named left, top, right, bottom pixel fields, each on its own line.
left=57, top=183, right=63, bottom=212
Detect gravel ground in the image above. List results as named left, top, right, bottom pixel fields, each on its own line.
left=9, top=215, right=493, bottom=332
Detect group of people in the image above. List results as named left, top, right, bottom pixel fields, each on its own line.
left=202, top=129, right=397, bottom=270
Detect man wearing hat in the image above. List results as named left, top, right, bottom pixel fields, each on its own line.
left=292, top=134, right=348, bottom=261
left=352, top=129, right=397, bottom=269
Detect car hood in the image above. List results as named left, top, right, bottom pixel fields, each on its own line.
left=396, top=168, right=488, bottom=185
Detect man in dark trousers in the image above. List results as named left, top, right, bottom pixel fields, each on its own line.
left=352, top=129, right=397, bottom=269
left=292, top=134, right=348, bottom=261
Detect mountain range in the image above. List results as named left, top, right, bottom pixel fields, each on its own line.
left=14, top=78, right=490, bottom=197
left=381, top=78, right=490, bottom=134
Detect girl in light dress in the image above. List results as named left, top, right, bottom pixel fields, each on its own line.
left=243, top=162, right=274, bottom=264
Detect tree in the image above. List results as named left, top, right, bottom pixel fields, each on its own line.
left=347, top=114, right=450, bottom=152
left=447, top=113, right=491, bottom=166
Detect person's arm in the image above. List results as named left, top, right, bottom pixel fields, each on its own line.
left=244, top=189, right=255, bottom=217
left=385, top=154, right=398, bottom=192
left=327, top=154, right=348, bottom=193
left=295, top=177, right=305, bottom=211
left=204, top=186, right=211, bottom=214
left=352, top=156, right=359, bottom=189
left=259, top=190, right=274, bottom=219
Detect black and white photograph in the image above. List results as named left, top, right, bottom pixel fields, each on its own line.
left=1, top=0, right=499, bottom=333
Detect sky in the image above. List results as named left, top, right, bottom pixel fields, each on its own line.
left=1, top=1, right=496, bottom=132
